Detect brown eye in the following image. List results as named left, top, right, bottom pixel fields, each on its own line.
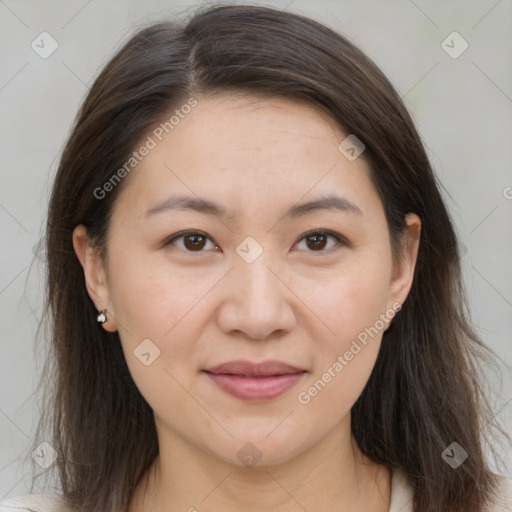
left=164, top=229, right=346, bottom=255
left=164, top=231, right=217, bottom=252
left=305, top=233, right=328, bottom=250
left=294, top=230, right=345, bottom=253
left=183, top=234, right=207, bottom=251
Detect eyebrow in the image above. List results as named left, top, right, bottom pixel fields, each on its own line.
left=144, top=193, right=362, bottom=220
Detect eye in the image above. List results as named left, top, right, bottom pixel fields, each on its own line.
left=163, top=230, right=219, bottom=253
left=163, top=229, right=346, bottom=254
left=293, top=230, right=346, bottom=253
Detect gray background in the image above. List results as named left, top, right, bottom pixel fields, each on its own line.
left=1, top=0, right=511, bottom=498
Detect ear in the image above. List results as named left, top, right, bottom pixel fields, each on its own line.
left=72, top=225, right=118, bottom=332
left=387, top=213, right=421, bottom=311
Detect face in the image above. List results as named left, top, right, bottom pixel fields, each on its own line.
left=74, top=92, right=420, bottom=468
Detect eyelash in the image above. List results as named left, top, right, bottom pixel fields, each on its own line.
left=162, top=229, right=348, bottom=255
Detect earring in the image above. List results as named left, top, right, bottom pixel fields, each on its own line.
left=97, top=309, right=107, bottom=323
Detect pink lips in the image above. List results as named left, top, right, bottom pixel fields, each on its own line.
left=203, top=360, right=307, bottom=401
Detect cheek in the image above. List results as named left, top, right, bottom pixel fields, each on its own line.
left=295, top=257, right=392, bottom=345
left=293, top=256, right=391, bottom=405
left=107, top=252, right=230, bottom=398
left=109, top=263, right=206, bottom=413
left=108, top=246, right=213, bottom=338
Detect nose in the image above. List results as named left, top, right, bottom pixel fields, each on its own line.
left=216, top=249, right=297, bottom=340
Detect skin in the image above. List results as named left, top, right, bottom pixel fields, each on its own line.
left=73, top=92, right=421, bottom=512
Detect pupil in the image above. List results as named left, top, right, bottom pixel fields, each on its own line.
left=308, top=234, right=326, bottom=250
left=184, top=235, right=205, bottom=251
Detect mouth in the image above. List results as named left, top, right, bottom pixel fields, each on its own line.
left=203, top=360, right=307, bottom=401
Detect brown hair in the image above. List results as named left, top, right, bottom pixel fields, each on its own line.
left=27, top=4, right=509, bottom=511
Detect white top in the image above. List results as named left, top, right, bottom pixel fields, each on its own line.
left=0, top=469, right=511, bottom=511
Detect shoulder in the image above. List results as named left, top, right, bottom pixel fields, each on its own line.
left=0, top=492, right=71, bottom=512
left=486, top=473, right=512, bottom=511
left=389, top=468, right=414, bottom=512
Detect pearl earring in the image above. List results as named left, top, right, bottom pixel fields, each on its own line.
left=97, top=309, right=107, bottom=323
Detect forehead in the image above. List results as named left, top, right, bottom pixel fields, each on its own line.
left=113, top=92, right=379, bottom=221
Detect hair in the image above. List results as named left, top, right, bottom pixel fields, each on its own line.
left=26, top=3, right=510, bottom=512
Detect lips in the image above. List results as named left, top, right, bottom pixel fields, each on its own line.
left=204, top=360, right=305, bottom=377
left=203, top=360, right=307, bottom=401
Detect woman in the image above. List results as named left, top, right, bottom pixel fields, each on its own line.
left=1, top=4, right=511, bottom=512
